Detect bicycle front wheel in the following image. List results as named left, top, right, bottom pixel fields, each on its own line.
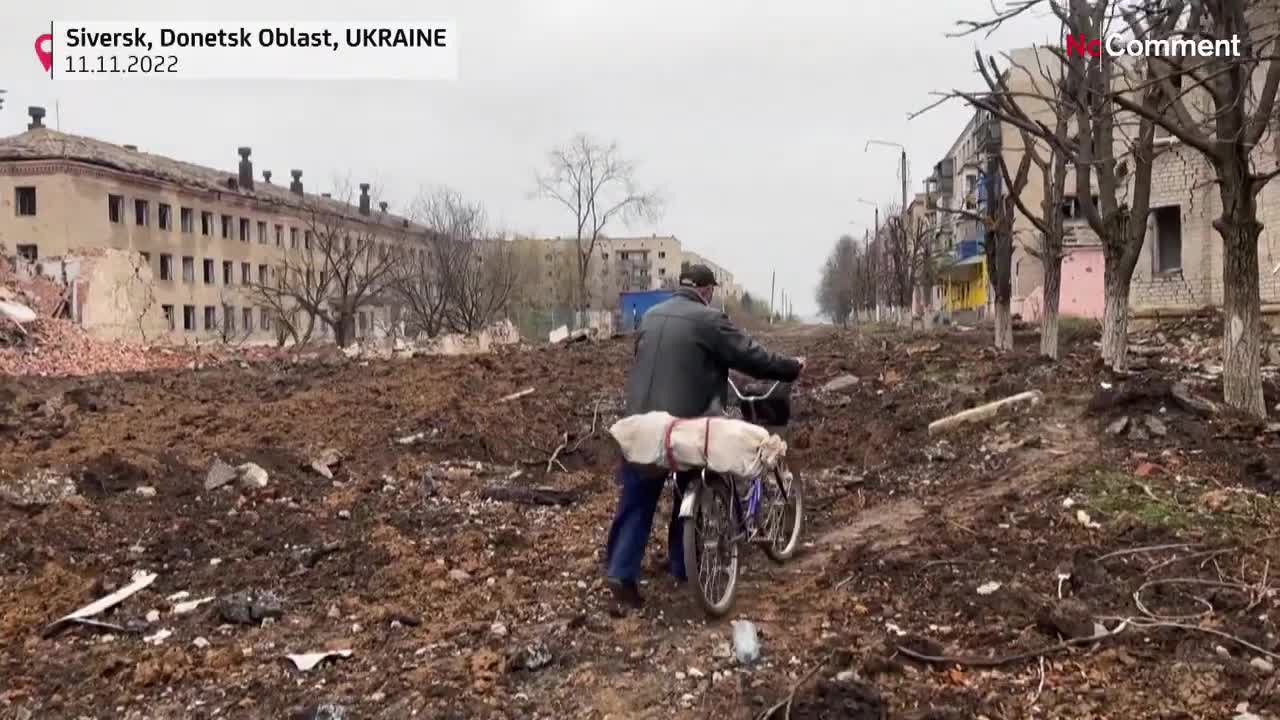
left=681, top=476, right=739, bottom=617
left=762, top=464, right=803, bottom=563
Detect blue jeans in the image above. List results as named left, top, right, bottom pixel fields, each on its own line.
left=605, top=463, right=692, bottom=583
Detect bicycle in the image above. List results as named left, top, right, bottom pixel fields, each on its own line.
left=677, top=378, right=803, bottom=617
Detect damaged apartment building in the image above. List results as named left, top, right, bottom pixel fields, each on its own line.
left=927, top=46, right=1280, bottom=325
left=0, top=106, right=424, bottom=344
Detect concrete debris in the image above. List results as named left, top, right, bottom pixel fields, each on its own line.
left=1250, top=658, right=1275, bottom=674
left=135, top=485, right=157, bottom=498
left=237, top=463, right=269, bottom=489
left=286, top=650, right=353, bottom=672
left=308, top=448, right=343, bottom=479
left=300, top=704, right=350, bottom=720
left=1076, top=509, right=1101, bottom=530
left=448, top=569, right=472, bottom=582
left=145, top=610, right=161, bottom=623
left=548, top=326, right=570, bottom=344
left=975, top=581, right=1001, bottom=596
left=219, top=591, right=284, bottom=625
left=204, top=459, right=238, bottom=491
left=1106, top=416, right=1130, bottom=436
left=0, top=469, right=77, bottom=508
left=928, top=391, right=1044, bottom=437
left=1144, top=416, right=1168, bottom=437
left=510, top=640, right=553, bottom=671
left=192, top=637, right=211, bottom=649
left=820, top=374, right=860, bottom=393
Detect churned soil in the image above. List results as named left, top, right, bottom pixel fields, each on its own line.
left=2, top=321, right=1279, bottom=719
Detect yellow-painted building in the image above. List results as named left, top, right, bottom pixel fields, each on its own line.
left=939, top=256, right=987, bottom=313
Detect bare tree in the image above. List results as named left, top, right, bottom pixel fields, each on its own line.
left=533, top=134, right=662, bottom=312
left=1105, top=0, right=1280, bottom=417
left=962, top=48, right=1073, bottom=358
left=817, top=234, right=860, bottom=326
left=244, top=183, right=403, bottom=348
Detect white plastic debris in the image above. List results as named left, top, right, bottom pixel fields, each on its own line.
left=731, top=620, right=760, bottom=665
left=172, top=596, right=215, bottom=615
left=1061, top=497, right=1076, bottom=509
left=50, top=570, right=157, bottom=631
left=286, top=649, right=353, bottom=672
left=0, top=300, right=36, bottom=325
left=1076, top=510, right=1101, bottom=529
left=143, top=628, right=173, bottom=645
left=976, top=581, right=1002, bottom=596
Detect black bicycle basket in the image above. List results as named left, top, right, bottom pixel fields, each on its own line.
left=736, top=381, right=792, bottom=426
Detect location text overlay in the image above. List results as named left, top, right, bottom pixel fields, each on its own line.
left=44, top=21, right=457, bottom=80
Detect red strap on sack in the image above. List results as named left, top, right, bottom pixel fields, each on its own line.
left=662, top=417, right=714, bottom=470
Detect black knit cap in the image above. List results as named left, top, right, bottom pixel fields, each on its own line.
left=678, top=263, right=719, bottom=288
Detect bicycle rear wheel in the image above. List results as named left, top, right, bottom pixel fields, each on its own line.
left=681, top=476, right=739, bottom=617
left=761, top=464, right=803, bottom=563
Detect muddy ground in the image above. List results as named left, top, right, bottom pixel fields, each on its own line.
left=2, top=322, right=1280, bottom=719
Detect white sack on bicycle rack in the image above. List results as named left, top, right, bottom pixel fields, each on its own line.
left=609, top=413, right=787, bottom=478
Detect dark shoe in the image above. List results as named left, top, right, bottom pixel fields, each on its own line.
left=607, top=578, right=644, bottom=610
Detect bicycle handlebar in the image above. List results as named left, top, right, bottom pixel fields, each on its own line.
left=727, top=378, right=780, bottom=402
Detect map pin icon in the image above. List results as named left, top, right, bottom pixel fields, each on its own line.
left=35, top=34, right=53, bottom=72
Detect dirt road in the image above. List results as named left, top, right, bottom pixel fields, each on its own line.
left=2, top=323, right=1279, bottom=718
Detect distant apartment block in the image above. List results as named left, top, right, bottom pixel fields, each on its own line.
left=0, top=107, right=422, bottom=344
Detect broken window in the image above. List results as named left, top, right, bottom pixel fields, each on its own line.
left=184, top=305, right=196, bottom=331
left=16, top=245, right=37, bottom=262
left=159, top=203, right=172, bottom=231
left=224, top=305, right=236, bottom=332
left=658, top=251, right=666, bottom=259
left=258, top=264, right=268, bottom=285
left=358, top=312, right=368, bottom=333
left=258, top=221, right=267, bottom=244
left=181, top=207, right=194, bottom=233
left=135, top=199, right=150, bottom=227
left=304, top=231, right=312, bottom=250
left=223, top=261, right=233, bottom=285
left=203, top=259, right=214, bottom=284
left=181, top=256, right=194, bottom=283
left=221, top=215, right=232, bottom=239
left=275, top=224, right=284, bottom=246
left=1060, top=195, right=1099, bottom=221
left=15, top=187, right=36, bottom=216
left=162, top=305, right=175, bottom=331
left=260, top=308, right=271, bottom=330
left=1153, top=205, right=1182, bottom=273
left=243, top=308, right=254, bottom=332
left=239, top=218, right=250, bottom=242
left=201, top=211, right=213, bottom=236
left=159, top=254, right=173, bottom=281
left=109, top=194, right=124, bottom=223
left=204, top=306, right=216, bottom=330
left=241, top=262, right=251, bottom=285
left=290, top=228, right=299, bottom=249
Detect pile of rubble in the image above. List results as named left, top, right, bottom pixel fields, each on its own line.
left=0, top=317, right=200, bottom=377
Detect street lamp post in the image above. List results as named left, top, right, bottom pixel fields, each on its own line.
left=866, top=139, right=908, bottom=213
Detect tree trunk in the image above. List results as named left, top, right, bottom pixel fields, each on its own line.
left=1100, top=258, right=1132, bottom=371
left=994, top=298, right=1013, bottom=351
left=1040, top=255, right=1062, bottom=360
left=1220, top=216, right=1266, bottom=417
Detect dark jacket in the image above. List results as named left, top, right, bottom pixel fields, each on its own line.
left=625, top=289, right=801, bottom=418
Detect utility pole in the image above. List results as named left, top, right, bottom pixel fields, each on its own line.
left=769, top=270, right=776, bottom=324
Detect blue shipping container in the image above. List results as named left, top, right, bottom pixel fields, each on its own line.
left=619, top=290, right=673, bottom=332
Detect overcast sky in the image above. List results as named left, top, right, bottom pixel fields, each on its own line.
left=3, top=0, right=1060, bottom=316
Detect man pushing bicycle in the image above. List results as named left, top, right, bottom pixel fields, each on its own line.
left=604, top=263, right=805, bottom=611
